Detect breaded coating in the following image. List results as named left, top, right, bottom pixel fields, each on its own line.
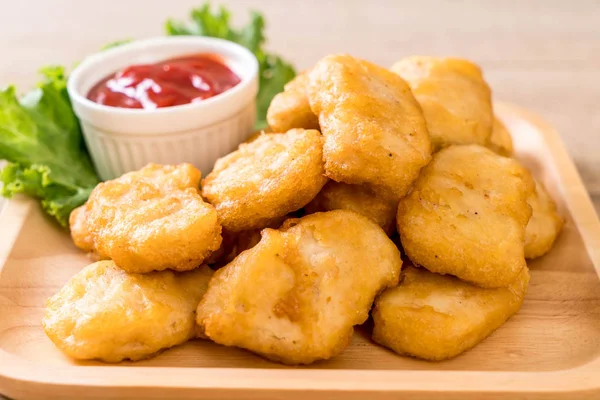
left=391, top=56, right=493, bottom=150
left=487, top=117, right=514, bottom=156
left=305, top=181, right=398, bottom=235
left=202, top=129, right=328, bottom=232
left=372, top=265, right=529, bottom=361
left=243, top=130, right=268, bottom=144
left=70, top=164, right=222, bottom=273
left=69, top=205, right=94, bottom=252
left=206, top=228, right=265, bottom=267
left=307, top=54, right=431, bottom=198
left=43, top=261, right=213, bottom=362
left=197, top=210, right=402, bottom=365
left=267, top=72, right=319, bottom=132
left=206, top=211, right=296, bottom=267
left=397, top=145, right=534, bottom=288
left=525, top=180, right=564, bottom=259
left=207, top=214, right=290, bottom=267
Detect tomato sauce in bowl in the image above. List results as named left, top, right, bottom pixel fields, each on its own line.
left=68, top=36, right=258, bottom=180
left=87, top=54, right=241, bottom=109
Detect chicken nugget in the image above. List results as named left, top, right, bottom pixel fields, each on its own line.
left=305, top=181, right=398, bottom=235
left=197, top=210, right=402, bottom=365
left=307, top=54, right=431, bottom=199
left=69, top=205, right=94, bottom=252
left=397, top=145, right=534, bottom=288
left=206, top=228, right=265, bottom=267
left=487, top=117, right=514, bottom=157
left=43, top=261, right=213, bottom=362
left=391, top=56, right=493, bottom=150
left=525, top=180, right=564, bottom=259
left=372, top=265, right=529, bottom=361
left=267, top=72, right=319, bottom=132
left=202, top=129, right=327, bottom=232
left=70, top=163, right=222, bottom=273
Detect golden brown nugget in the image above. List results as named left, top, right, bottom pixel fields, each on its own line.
left=487, top=117, right=514, bottom=157
left=397, top=145, right=534, bottom=288
left=243, top=127, right=274, bottom=145
left=305, top=181, right=398, bottom=235
left=70, top=163, right=221, bottom=273
left=267, top=73, right=319, bottom=132
left=202, top=129, right=328, bottom=232
left=307, top=54, right=431, bottom=198
left=206, top=228, right=266, bottom=267
left=391, top=56, right=493, bottom=150
left=207, top=215, right=290, bottom=266
left=372, top=265, right=529, bottom=361
left=43, top=261, right=213, bottom=362
left=69, top=205, right=94, bottom=252
left=525, top=180, right=564, bottom=259
left=197, top=210, right=402, bottom=365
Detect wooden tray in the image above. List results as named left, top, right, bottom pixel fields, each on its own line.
left=0, top=102, right=599, bottom=400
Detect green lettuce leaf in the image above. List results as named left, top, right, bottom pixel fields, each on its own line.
left=0, top=67, right=99, bottom=227
left=255, top=55, right=296, bottom=130
left=165, top=4, right=296, bottom=130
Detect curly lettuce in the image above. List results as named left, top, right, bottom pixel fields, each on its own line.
left=0, top=67, right=99, bottom=226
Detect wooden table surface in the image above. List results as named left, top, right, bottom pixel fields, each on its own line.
left=1, top=0, right=598, bottom=213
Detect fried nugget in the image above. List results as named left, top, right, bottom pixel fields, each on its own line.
left=391, top=56, right=493, bottom=150
left=307, top=54, right=431, bottom=198
left=69, top=205, right=94, bottom=252
left=372, top=265, right=529, bottom=361
left=70, top=164, right=222, bottom=273
left=197, top=210, right=402, bottom=365
left=43, top=261, right=213, bottom=362
left=397, top=145, right=534, bottom=288
left=267, top=72, right=319, bottom=132
left=487, top=117, right=514, bottom=157
left=206, top=228, right=264, bottom=267
left=305, top=181, right=398, bottom=235
left=525, top=180, right=564, bottom=259
left=202, top=129, right=327, bottom=232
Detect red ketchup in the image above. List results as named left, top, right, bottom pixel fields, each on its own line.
left=87, top=53, right=241, bottom=109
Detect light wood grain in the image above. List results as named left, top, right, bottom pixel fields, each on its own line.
left=0, top=103, right=599, bottom=399
left=1, top=0, right=599, bottom=213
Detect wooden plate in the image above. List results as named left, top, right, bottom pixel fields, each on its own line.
left=0, top=102, right=599, bottom=399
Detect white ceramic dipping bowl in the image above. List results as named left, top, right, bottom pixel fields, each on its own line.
left=68, top=36, right=258, bottom=180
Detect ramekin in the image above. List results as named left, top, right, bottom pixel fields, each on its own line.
left=67, top=36, right=258, bottom=180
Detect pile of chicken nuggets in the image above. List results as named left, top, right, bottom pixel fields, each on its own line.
left=43, top=54, right=564, bottom=365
